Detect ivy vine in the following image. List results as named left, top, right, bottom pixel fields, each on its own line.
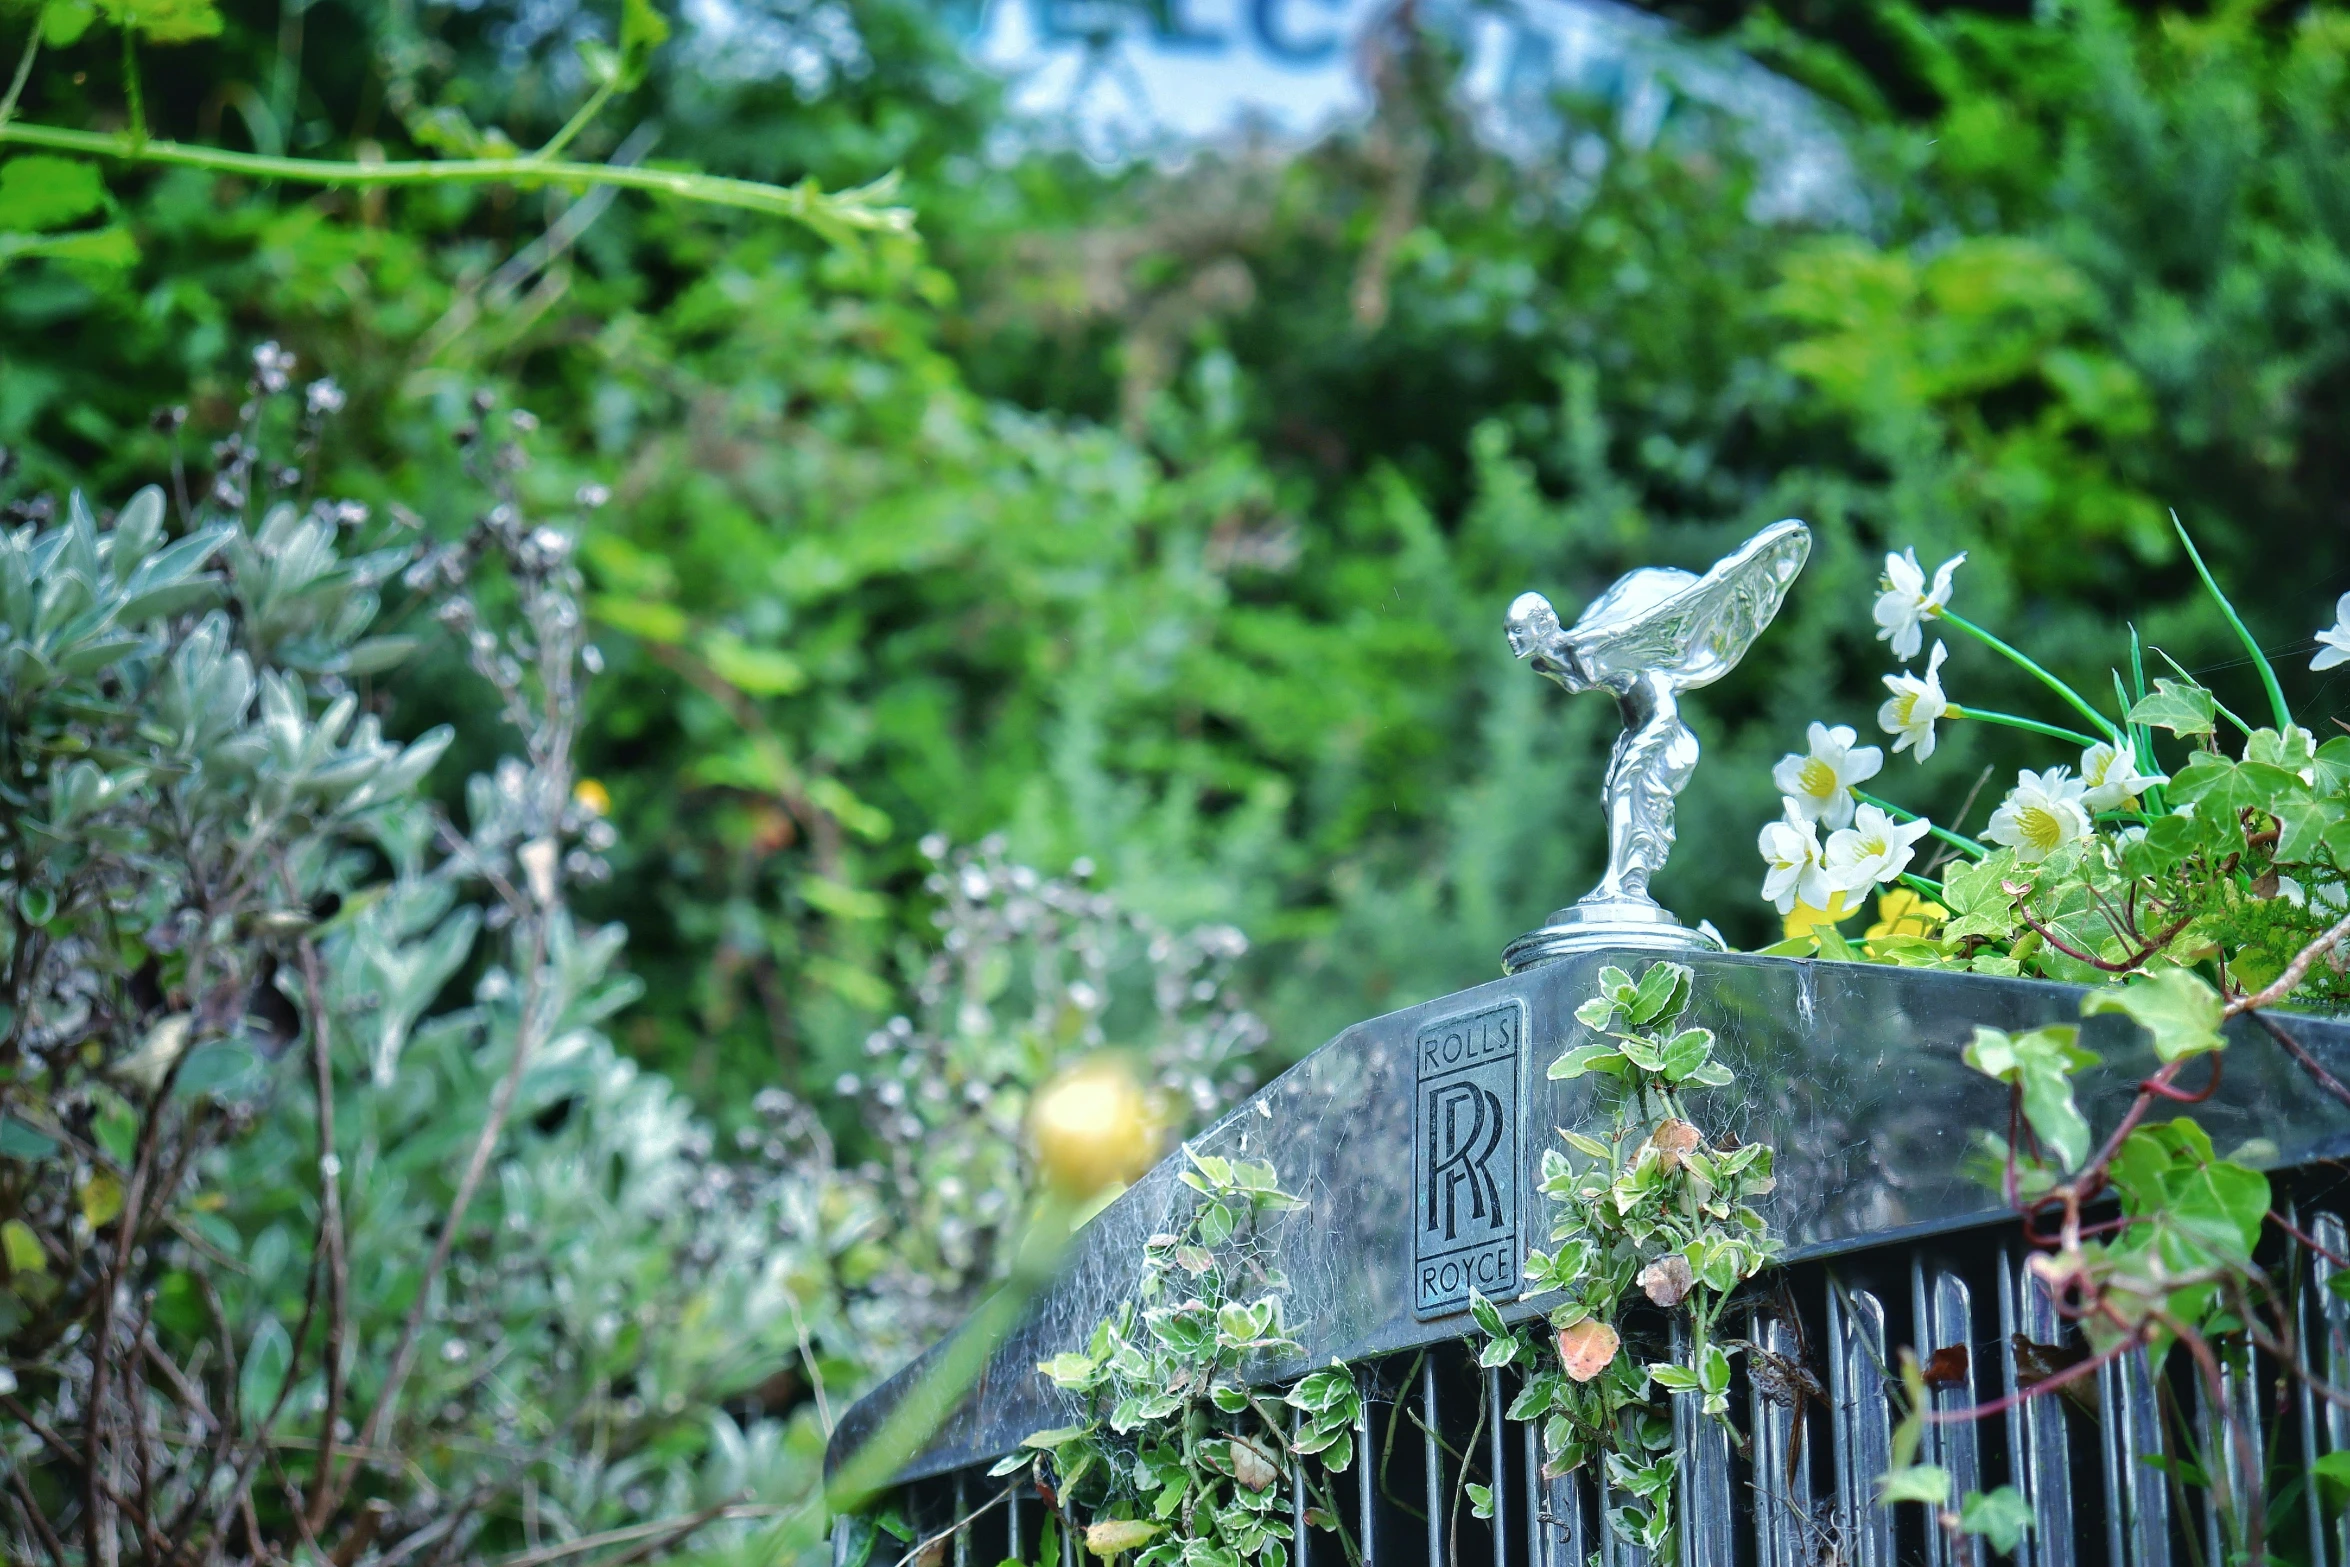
left=1011, top=1150, right=1363, bottom=1567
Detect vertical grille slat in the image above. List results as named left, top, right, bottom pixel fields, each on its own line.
left=1521, top=1420, right=1543, bottom=1567
left=2112, top=1347, right=2169, bottom=1567
left=1356, top=1366, right=1378, bottom=1567
left=1828, top=1284, right=1893, bottom=1567
left=1422, top=1358, right=1444, bottom=1567
left=2313, top=1211, right=2350, bottom=1566
left=1749, top=1307, right=1813, bottom=1567
left=1291, top=1406, right=1311, bottom=1567
left=1670, top=1322, right=1733, bottom=1567
left=2015, top=1245, right=2078, bottom=1567
left=1486, top=1367, right=1510, bottom=1567
left=869, top=1191, right=2350, bottom=1567
left=1917, top=1258, right=1981, bottom=1567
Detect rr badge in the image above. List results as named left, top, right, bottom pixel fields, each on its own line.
left=1411, top=998, right=1523, bottom=1317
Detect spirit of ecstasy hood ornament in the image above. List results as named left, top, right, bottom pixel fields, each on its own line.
left=1501, top=520, right=1812, bottom=973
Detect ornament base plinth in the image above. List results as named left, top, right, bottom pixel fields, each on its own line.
left=1500, top=896, right=1724, bottom=974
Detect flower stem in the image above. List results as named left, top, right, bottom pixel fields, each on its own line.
left=534, top=78, right=618, bottom=164
left=0, top=28, right=38, bottom=132
left=2153, top=648, right=2254, bottom=737
left=1935, top=608, right=2121, bottom=742
left=1897, top=871, right=1946, bottom=901
left=1947, top=705, right=2098, bottom=748
left=2173, top=511, right=2292, bottom=732
left=0, top=120, right=913, bottom=233
left=1854, top=789, right=1988, bottom=859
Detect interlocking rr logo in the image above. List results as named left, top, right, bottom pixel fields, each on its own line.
left=1424, top=1080, right=1506, bottom=1241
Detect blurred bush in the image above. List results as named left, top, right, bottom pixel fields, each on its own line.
left=0, top=374, right=1271, bottom=1563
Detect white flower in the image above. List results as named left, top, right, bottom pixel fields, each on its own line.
left=2314, top=592, right=2350, bottom=673
left=1772, top=722, right=1884, bottom=830
left=1758, top=801, right=1836, bottom=915
left=1985, top=767, right=2092, bottom=863
left=1878, top=641, right=1952, bottom=762
left=1874, top=548, right=1967, bottom=662
left=2078, top=740, right=2167, bottom=814
left=1823, top=804, right=1935, bottom=892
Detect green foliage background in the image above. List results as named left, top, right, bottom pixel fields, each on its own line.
left=6, top=0, right=2350, bottom=1128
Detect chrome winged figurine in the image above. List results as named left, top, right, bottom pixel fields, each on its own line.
left=1501, top=519, right=1811, bottom=972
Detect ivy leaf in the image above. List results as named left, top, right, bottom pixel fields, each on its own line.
left=1657, top=1027, right=1714, bottom=1082
left=1963, top=1025, right=2097, bottom=1171
left=95, top=0, right=222, bottom=42
left=2274, top=798, right=2344, bottom=863
left=1697, top=1342, right=1732, bottom=1396
left=1468, top=1288, right=1507, bottom=1340
left=1645, top=1362, right=1700, bottom=1393
left=1550, top=1043, right=1625, bottom=1080
left=38, top=0, right=96, bottom=45
left=2, top=1218, right=47, bottom=1275
left=1958, top=1487, right=2033, bottom=1553
left=1626, top=962, right=1691, bottom=1026
left=0, top=157, right=107, bottom=233
left=1086, top=1521, right=1163, bottom=1558
left=1038, top=1352, right=1100, bottom=1389
left=2245, top=725, right=2317, bottom=775
left=240, top=1315, right=291, bottom=1416
left=2080, top=970, right=2225, bottom=1063
left=1572, top=995, right=1617, bottom=1029
left=617, top=0, right=670, bottom=87
left=1879, top=1464, right=1950, bottom=1505
left=2127, top=678, right=2215, bottom=738
left=78, top=1171, right=124, bottom=1228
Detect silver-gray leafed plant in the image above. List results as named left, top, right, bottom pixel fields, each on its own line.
left=0, top=349, right=869, bottom=1567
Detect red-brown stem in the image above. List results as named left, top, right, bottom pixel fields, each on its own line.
left=2269, top=1208, right=2350, bottom=1268
left=2249, top=1013, right=2350, bottom=1113
left=2162, top=1310, right=2264, bottom=1565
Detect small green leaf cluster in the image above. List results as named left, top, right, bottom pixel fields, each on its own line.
left=1960, top=953, right=2266, bottom=1360
left=1471, top=962, right=1781, bottom=1562
left=1878, top=1350, right=2032, bottom=1555
left=1013, top=1151, right=1359, bottom=1567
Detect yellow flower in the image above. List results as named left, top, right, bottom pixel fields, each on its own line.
left=1782, top=890, right=1859, bottom=941
left=1866, top=887, right=1947, bottom=940
left=1030, top=1059, right=1161, bottom=1196
left=573, top=777, right=612, bottom=817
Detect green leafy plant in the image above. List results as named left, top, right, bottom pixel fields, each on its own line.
left=0, top=349, right=889, bottom=1567
left=1467, top=961, right=1778, bottom=1561
left=1756, top=533, right=2350, bottom=1561
left=1011, top=1151, right=1362, bottom=1567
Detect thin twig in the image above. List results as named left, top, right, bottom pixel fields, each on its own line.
left=347, top=910, right=550, bottom=1489
left=84, top=1049, right=192, bottom=1566
left=490, top=1502, right=787, bottom=1567
left=0, top=27, right=36, bottom=130
left=8, top=1467, right=68, bottom=1567
left=296, top=935, right=352, bottom=1533
left=2226, top=905, right=2350, bottom=1016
